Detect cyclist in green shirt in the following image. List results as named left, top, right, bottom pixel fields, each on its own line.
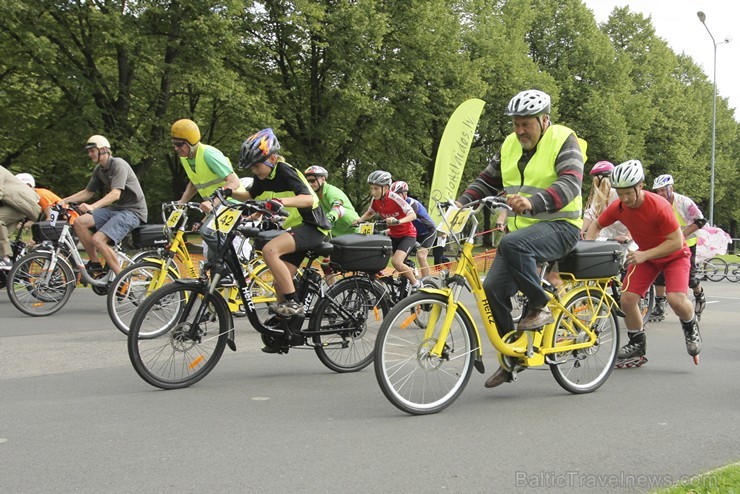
left=303, top=165, right=359, bottom=237
left=171, top=119, right=244, bottom=263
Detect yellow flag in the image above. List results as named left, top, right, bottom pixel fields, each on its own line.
left=428, top=98, right=485, bottom=224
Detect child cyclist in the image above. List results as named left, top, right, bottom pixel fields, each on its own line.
left=353, top=170, right=421, bottom=290
left=389, top=180, right=436, bottom=277
left=229, top=128, right=331, bottom=319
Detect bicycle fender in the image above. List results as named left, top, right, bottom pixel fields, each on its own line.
left=418, top=287, right=484, bottom=366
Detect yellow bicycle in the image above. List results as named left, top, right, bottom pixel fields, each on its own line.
left=107, top=202, right=275, bottom=335
left=374, top=197, right=623, bottom=414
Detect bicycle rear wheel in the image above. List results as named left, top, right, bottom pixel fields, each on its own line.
left=311, top=277, right=390, bottom=372
left=704, top=257, right=727, bottom=282
left=127, top=282, right=229, bottom=389
left=107, top=260, right=179, bottom=335
left=639, top=283, right=655, bottom=325
left=374, top=292, right=477, bottom=415
left=7, top=251, right=75, bottom=316
left=549, top=290, right=619, bottom=394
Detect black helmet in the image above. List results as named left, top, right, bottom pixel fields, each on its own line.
left=238, top=128, right=280, bottom=169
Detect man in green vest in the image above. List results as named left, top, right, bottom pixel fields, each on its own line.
left=171, top=119, right=243, bottom=263
left=649, top=174, right=707, bottom=321
left=457, top=89, right=584, bottom=388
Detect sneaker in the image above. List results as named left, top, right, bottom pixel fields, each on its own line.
left=274, top=300, right=304, bottom=317
left=648, top=296, right=667, bottom=322
left=517, top=306, right=554, bottom=330
left=217, top=274, right=236, bottom=287
left=0, top=258, right=12, bottom=270
left=411, top=282, right=422, bottom=292
left=484, top=366, right=515, bottom=388
left=86, top=261, right=108, bottom=279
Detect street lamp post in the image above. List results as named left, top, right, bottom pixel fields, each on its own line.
left=697, top=11, right=731, bottom=226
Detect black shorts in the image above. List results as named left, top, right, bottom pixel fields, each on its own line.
left=278, top=224, right=328, bottom=267
left=391, top=236, right=417, bottom=257
left=416, top=230, right=437, bottom=249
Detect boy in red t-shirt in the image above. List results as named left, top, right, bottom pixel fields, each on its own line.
left=585, top=160, right=701, bottom=367
left=353, top=170, right=421, bottom=289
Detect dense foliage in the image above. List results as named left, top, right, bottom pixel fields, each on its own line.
left=1, top=0, right=738, bottom=231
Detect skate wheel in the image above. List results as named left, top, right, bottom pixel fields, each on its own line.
left=693, top=355, right=700, bottom=365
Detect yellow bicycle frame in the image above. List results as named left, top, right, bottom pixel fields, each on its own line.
left=420, top=229, right=620, bottom=370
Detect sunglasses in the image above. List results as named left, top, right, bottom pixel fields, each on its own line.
left=306, top=178, right=318, bottom=184
left=172, top=140, right=188, bottom=149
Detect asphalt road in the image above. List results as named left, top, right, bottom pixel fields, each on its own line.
left=1, top=279, right=739, bottom=493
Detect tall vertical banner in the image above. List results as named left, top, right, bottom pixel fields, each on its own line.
left=428, top=98, right=486, bottom=224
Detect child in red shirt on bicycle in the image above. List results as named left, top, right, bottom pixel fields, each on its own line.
left=353, top=170, right=421, bottom=289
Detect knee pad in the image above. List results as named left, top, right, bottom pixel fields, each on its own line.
left=688, top=275, right=700, bottom=290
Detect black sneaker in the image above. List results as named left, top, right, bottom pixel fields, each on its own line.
left=86, top=260, right=108, bottom=278
left=217, top=274, right=236, bottom=287
left=0, top=258, right=12, bottom=271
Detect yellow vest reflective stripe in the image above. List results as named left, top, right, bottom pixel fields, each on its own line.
left=180, top=144, right=244, bottom=198
left=673, top=204, right=697, bottom=247
left=500, top=125, right=584, bottom=231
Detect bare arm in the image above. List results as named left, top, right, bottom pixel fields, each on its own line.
left=178, top=182, right=198, bottom=203
left=62, top=189, right=94, bottom=204
left=585, top=219, right=603, bottom=241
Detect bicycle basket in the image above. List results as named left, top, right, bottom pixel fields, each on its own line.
left=130, top=224, right=169, bottom=248
left=330, top=233, right=392, bottom=272
left=31, top=221, right=67, bottom=242
left=558, top=240, right=626, bottom=279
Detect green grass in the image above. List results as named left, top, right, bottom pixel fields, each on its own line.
left=651, top=462, right=740, bottom=494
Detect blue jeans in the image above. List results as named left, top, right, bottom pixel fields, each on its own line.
left=483, top=220, right=580, bottom=337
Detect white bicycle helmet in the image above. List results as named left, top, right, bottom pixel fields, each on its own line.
left=367, top=170, right=392, bottom=186
left=304, top=165, right=328, bottom=178
left=652, top=174, right=674, bottom=190
left=504, top=90, right=551, bottom=116
left=390, top=181, right=408, bottom=194
left=15, top=173, right=36, bottom=188
left=612, top=160, right=644, bottom=188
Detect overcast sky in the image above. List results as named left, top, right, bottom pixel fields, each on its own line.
left=583, top=0, right=739, bottom=117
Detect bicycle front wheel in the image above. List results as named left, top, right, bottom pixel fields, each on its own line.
left=128, top=282, right=229, bottom=389
left=374, top=292, right=477, bottom=415
left=311, top=276, right=390, bottom=373
left=549, top=290, right=619, bottom=394
left=726, top=262, right=740, bottom=283
left=107, top=260, right=179, bottom=335
left=7, top=251, right=75, bottom=316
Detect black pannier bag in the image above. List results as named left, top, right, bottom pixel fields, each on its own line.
left=557, top=240, right=626, bottom=279
left=330, top=234, right=392, bottom=272
left=131, top=225, right=169, bottom=248
left=31, top=221, right=67, bottom=242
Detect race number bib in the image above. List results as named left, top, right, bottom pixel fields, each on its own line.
left=359, top=222, right=375, bottom=235
left=166, top=208, right=183, bottom=228
left=206, top=205, right=241, bottom=233
left=436, top=206, right=472, bottom=236
left=49, top=209, right=59, bottom=226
